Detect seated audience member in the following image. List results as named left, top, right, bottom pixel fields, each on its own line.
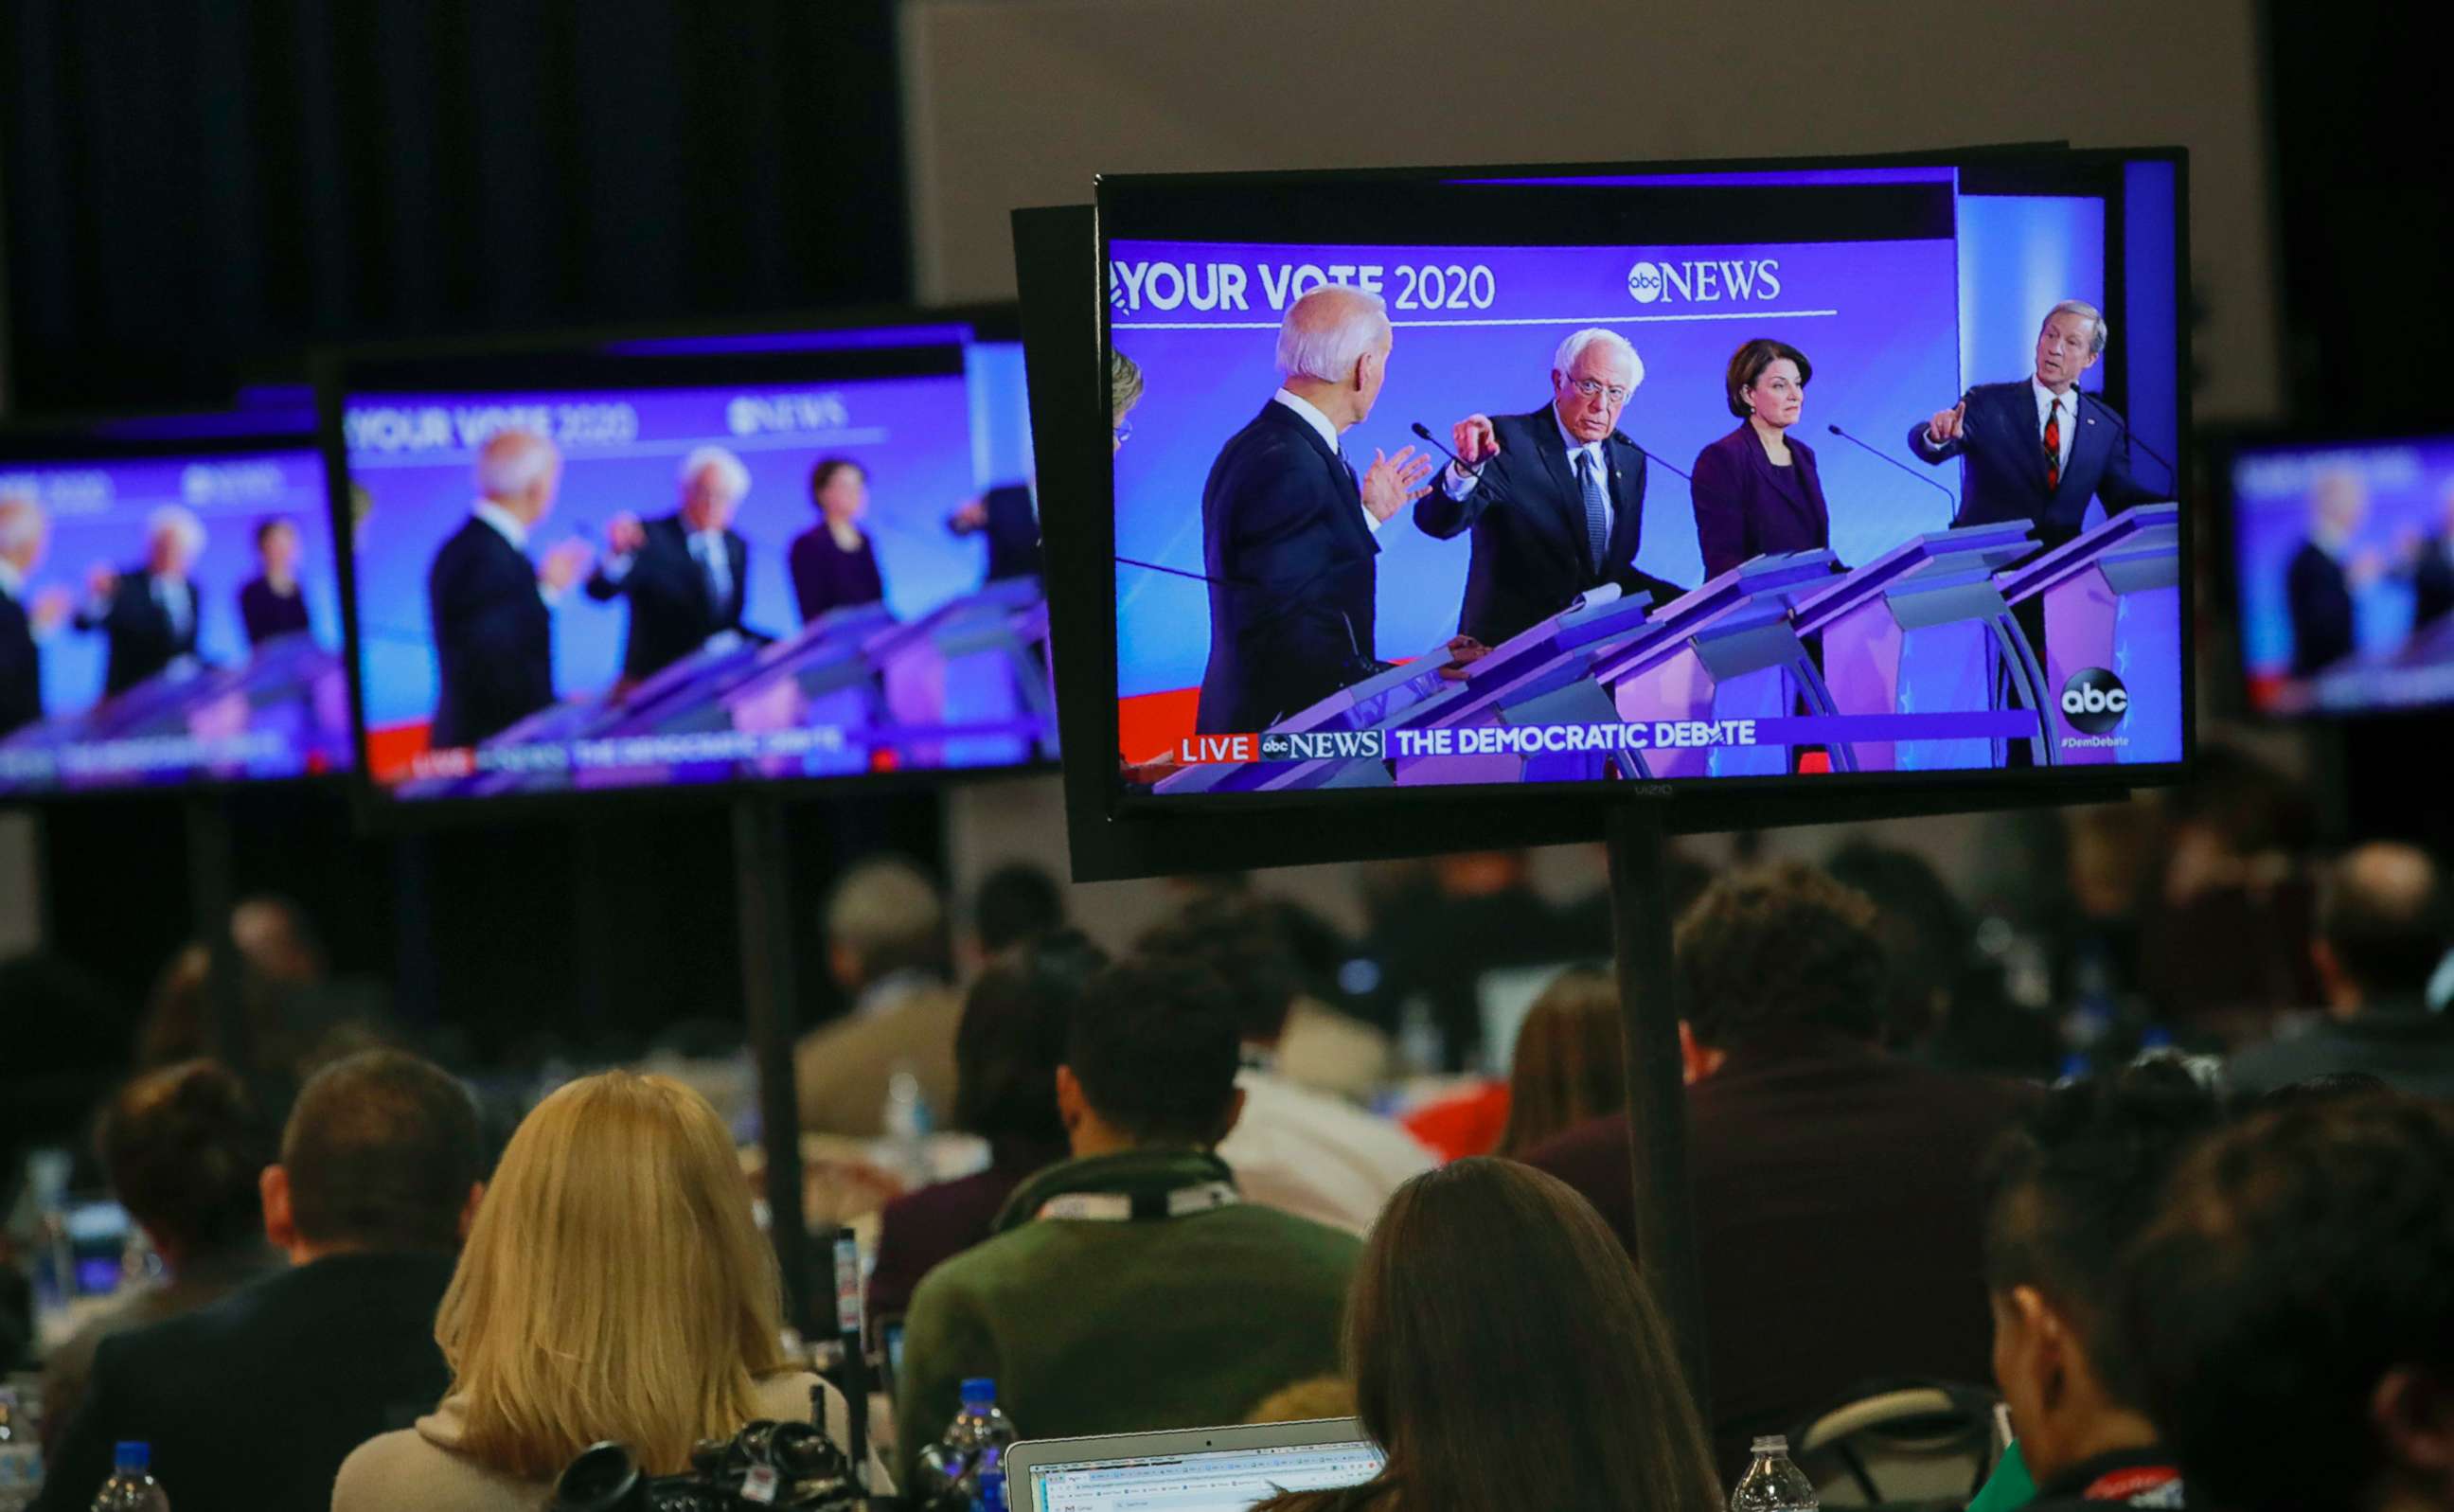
left=895, top=956, right=1360, bottom=1488
left=1521, top=862, right=2038, bottom=1476
left=1977, top=1061, right=2224, bottom=1511
left=33, top=1050, right=486, bottom=1512
left=1254, top=1160, right=1719, bottom=1512
left=964, top=861, right=1067, bottom=970
left=868, top=932, right=1105, bottom=1328
left=1496, top=967, right=1626, bottom=1158
left=2229, top=843, right=2454, bottom=1099
left=335, top=1071, right=884, bottom=1510
left=796, top=856, right=962, bottom=1136
left=2253, top=1069, right=2393, bottom=1105
left=41, top=1060, right=282, bottom=1450
left=2123, top=1093, right=2454, bottom=1512
left=1141, top=899, right=1433, bottom=1235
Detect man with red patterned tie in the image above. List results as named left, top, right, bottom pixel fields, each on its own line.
left=1910, top=300, right=2166, bottom=555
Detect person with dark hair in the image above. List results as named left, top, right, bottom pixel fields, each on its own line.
left=1522, top=862, right=2037, bottom=1476
left=239, top=513, right=314, bottom=647
left=2229, top=843, right=2454, bottom=1098
left=1976, top=1061, right=2224, bottom=1511
left=1255, top=1160, right=1719, bottom=1512
left=2122, top=1093, right=2454, bottom=1512
left=788, top=458, right=886, bottom=625
left=1691, top=338, right=1831, bottom=578
left=967, top=861, right=1067, bottom=962
left=39, top=1061, right=281, bottom=1451
left=2253, top=1068, right=2395, bottom=1106
left=894, top=955, right=1360, bottom=1489
left=1495, top=967, right=1626, bottom=1157
left=795, top=855, right=961, bottom=1136
left=31, top=1049, right=487, bottom=1512
left=1140, top=897, right=1432, bottom=1235
left=866, top=932, right=1105, bottom=1328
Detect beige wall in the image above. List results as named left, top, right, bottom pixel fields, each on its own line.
left=918, top=0, right=2285, bottom=915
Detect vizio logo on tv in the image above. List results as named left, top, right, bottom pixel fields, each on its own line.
left=2059, top=667, right=2130, bottom=734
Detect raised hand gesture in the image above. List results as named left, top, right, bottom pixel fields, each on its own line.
left=1360, top=445, right=1436, bottom=523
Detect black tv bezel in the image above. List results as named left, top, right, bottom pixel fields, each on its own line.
left=1025, top=144, right=2188, bottom=882
left=0, top=417, right=352, bottom=809
left=2205, top=420, right=2454, bottom=725
left=316, top=300, right=1061, bottom=833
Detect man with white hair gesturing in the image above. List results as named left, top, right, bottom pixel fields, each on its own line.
left=1195, top=284, right=1434, bottom=735
left=426, top=427, right=592, bottom=748
left=75, top=504, right=210, bottom=696
left=584, top=444, right=757, bottom=687
left=1419, top=328, right=1686, bottom=648
left=1, top=490, right=72, bottom=735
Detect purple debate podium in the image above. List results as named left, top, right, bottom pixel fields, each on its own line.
left=1997, top=504, right=2184, bottom=766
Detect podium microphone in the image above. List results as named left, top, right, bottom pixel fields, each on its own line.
left=1827, top=422, right=1958, bottom=511
left=1410, top=421, right=1488, bottom=477
left=1620, top=437, right=1692, bottom=483
left=1115, top=555, right=1373, bottom=669
left=2121, top=427, right=2182, bottom=496
left=833, top=1226, right=869, bottom=1491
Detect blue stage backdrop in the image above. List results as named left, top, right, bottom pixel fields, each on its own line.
left=1109, top=234, right=1962, bottom=702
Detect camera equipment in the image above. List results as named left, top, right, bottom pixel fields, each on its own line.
left=547, top=1418, right=862, bottom=1512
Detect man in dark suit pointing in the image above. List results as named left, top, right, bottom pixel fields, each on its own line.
left=585, top=444, right=756, bottom=686
left=1910, top=299, right=2166, bottom=554
left=1418, top=328, right=1686, bottom=647
left=73, top=506, right=209, bottom=697
left=426, top=428, right=592, bottom=749
left=1194, top=285, right=1433, bottom=734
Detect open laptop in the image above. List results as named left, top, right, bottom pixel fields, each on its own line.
left=1007, top=1418, right=1384, bottom=1512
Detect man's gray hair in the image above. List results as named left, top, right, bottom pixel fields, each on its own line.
left=1274, top=285, right=1391, bottom=383
left=2045, top=299, right=2110, bottom=357
left=0, top=492, right=44, bottom=555
left=146, top=504, right=207, bottom=559
left=678, top=444, right=752, bottom=499
left=474, top=428, right=560, bottom=500
left=825, top=854, right=949, bottom=987
left=1553, top=328, right=1645, bottom=390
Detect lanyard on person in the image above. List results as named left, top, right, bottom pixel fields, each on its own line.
left=1036, top=1182, right=1240, bottom=1223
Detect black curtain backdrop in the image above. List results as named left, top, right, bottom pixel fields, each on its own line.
left=1, top=0, right=909, bottom=412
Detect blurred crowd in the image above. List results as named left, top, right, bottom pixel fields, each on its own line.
left=3, top=737, right=2451, bottom=1512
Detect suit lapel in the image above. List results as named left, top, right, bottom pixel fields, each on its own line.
left=1268, top=400, right=1374, bottom=558
left=1605, top=436, right=1646, bottom=568
left=1527, top=407, right=1592, bottom=564
left=2064, top=394, right=2109, bottom=500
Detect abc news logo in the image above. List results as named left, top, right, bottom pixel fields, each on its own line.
left=1259, top=730, right=1385, bottom=761
left=2059, top=668, right=2131, bottom=735
left=1625, top=258, right=1784, bottom=306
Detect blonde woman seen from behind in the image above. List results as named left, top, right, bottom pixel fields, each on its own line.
left=333, top=1072, right=888, bottom=1511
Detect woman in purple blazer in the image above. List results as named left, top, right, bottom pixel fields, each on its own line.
left=1690, top=339, right=1831, bottom=578
left=789, top=458, right=887, bottom=625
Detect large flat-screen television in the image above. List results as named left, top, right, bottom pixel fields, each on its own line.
left=328, top=312, right=1053, bottom=807
left=1021, top=147, right=2191, bottom=880
left=2221, top=431, right=2454, bottom=717
left=0, top=425, right=351, bottom=798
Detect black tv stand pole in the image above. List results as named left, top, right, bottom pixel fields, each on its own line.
left=733, top=791, right=818, bottom=1338
left=1604, top=801, right=1710, bottom=1414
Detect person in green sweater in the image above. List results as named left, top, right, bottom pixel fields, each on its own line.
left=895, top=953, right=1363, bottom=1489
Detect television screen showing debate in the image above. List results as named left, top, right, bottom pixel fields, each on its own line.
left=336, top=326, right=1052, bottom=801
left=2228, top=435, right=2454, bottom=717
left=1101, top=153, right=2187, bottom=798
left=0, top=436, right=350, bottom=796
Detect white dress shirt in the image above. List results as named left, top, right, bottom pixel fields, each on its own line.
left=1273, top=388, right=1383, bottom=535
left=2032, top=379, right=2079, bottom=477
left=0, top=557, right=25, bottom=603
left=1216, top=1065, right=1437, bottom=1236
left=1441, top=408, right=1615, bottom=542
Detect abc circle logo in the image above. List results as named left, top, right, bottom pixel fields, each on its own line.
left=1626, top=261, right=1664, bottom=304
left=2059, top=667, right=2131, bottom=735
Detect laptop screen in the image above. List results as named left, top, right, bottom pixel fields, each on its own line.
left=1027, top=1439, right=1385, bottom=1512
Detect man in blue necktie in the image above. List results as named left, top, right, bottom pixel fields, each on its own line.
left=586, top=444, right=759, bottom=688
left=74, top=505, right=209, bottom=697
left=1419, top=328, right=1687, bottom=649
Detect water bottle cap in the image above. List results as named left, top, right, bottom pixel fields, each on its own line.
left=1751, top=1434, right=1788, bottom=1455
left=115, top=1441, right=151, bottom=1472
left=960, top=1377, right=998, bottom=1405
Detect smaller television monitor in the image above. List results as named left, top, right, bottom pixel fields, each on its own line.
left=0, top=427, right=351, bottom=798
left=2225, top=433, right=2454, bottom=716
left=332, top=322, right=1054, bottom=805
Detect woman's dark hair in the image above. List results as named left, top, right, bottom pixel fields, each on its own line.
left=253, top=513, right=299, bottom=550
left=1255, top=1160, right=1719, bottom=1512
left=98, top=1058, right=271, bottom=1256
left=808, top=457, right=865, bottom=505
left=1495, top=968, right=1624, bottom=1158
left=953, top=931, right=1107, bottom=1151
left=1723, top=338, right=1812, bottom=418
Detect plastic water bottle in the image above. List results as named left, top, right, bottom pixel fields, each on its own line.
left=1729, top=1434, right=1816, bottom=1512
left=90, top=1442, right=169, bottom=1511
left=881, top=1066, right=936, bottom=1189
left=0, top=1383, right=44, bottom=1512
left=930, top=1378, right=1016, bottom=1512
